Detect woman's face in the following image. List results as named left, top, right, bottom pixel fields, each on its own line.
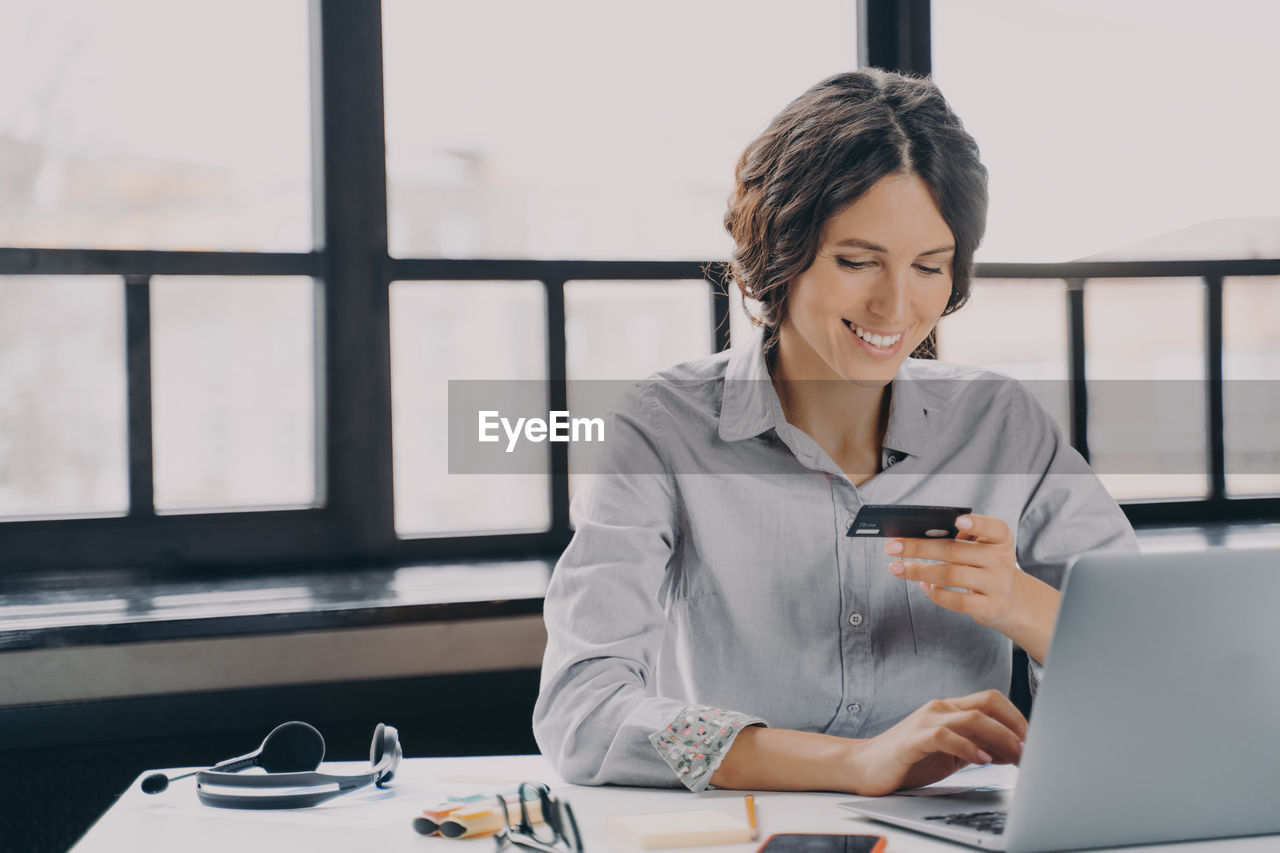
left=776, top=172, right=956, bottom=386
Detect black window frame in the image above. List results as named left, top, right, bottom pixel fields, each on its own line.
left=1, top=0, right=1278, bottom=579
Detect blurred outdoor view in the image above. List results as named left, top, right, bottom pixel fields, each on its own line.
left=1, top=1, right=1278, bottom=531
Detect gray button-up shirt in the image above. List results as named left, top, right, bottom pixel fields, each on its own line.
left=533, top=333, right=1138, bottom=788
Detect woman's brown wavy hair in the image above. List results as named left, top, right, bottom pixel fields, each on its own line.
left=723, top=69, right=988, bottom=358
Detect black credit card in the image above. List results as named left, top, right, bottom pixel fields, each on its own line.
left=846, top=504, right=971, bottom=539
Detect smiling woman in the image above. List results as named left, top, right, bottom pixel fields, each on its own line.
left=533, top=69, right=1137, bottom=798
left=769, top=175, right=961, bottom=486
left=724, top=70, right=987, bottom=360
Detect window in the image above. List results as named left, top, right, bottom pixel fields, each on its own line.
left=564, top=279, right=716, bottom=502
left=150, top=276, right=317, bottom=511
left=564, top=281, right=714, bottom=381
left=933, top=1, right=1280, bottom=507
left=932, top=0, right=1280, bottom=264
left=382, top=0, right=857, bottom=261
left=3, top=2, right=1276, bottom=577
left=1224, top=276, right=1280, bottom=497
left=390, top=280, right=550, bottom=536
left=381, top=0, right=856, bottom=539
left=937, top=277, right=1069, bottom=431
left=0, top=0, right=311, bottom=251
left=1085, top=279, right=1207, bottom=501
left=0, top=276, right=127, bottom=518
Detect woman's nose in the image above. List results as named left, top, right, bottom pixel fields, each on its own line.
left=865, top=267, right=910, bottom=321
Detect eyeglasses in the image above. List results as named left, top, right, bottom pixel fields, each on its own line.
left=494, top=781, right=584, bottom=853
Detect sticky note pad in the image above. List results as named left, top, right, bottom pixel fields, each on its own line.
left=607, top=809, right=753, bottom=849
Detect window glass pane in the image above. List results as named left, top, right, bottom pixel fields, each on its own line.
left=1224, top=276, right=1280, bottom=497
left=0, top=276, right=127, bottom=517
left=390, top=281, right=550, bottom=536
left=933, top=2, right=1280, bottom=263
left=1085, top=279, right=1206, bottom=501
left=564, top=280, right=715, bottom=500
left=383, top=0, right=856, bottom=260
left=565, top=281, right=714, bottom=380
left=0, top=0, right=311, bottom=251
left=936, top=278, right=1069, bottom=431
left=151, top=276, right=316, bottom=511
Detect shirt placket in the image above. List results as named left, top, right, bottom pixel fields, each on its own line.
left=832, top=475, right=873, bottom=737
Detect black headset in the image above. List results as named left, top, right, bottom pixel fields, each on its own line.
left=141, top=721, right=401, bottom=810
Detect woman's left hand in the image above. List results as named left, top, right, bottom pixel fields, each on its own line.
left=885, top=513, right=1060, bottom=662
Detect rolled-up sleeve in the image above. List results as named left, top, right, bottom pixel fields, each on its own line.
left=532, top=389, right=765, bottom=789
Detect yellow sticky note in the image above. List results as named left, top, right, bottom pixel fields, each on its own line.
left=607, top=809, right=753, bottom=849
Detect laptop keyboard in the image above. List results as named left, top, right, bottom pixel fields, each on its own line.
left=924, top=810, right=1007, bottom=835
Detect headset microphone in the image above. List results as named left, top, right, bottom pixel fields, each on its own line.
left=141, top=768, right=198, bottom=794
left=140, top=721, right=326, bottom=795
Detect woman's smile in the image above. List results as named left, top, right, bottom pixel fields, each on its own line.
left=842, top=319, right=907, bottom=358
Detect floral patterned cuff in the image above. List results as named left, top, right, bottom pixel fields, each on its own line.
left=648, top=706, right=767, bottom=792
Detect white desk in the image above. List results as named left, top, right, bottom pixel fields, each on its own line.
left=71, top=755, right=1275, bottom=853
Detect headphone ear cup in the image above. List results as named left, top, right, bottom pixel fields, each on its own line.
left=369, top=723, right=385, bottom=766
left=258, top=721, right=326, bottom=773
left=372, top=724, right=400, bottom=785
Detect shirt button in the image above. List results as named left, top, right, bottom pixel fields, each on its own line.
left=847, top=703, right=862, bottom=713
left=848, top=611, right=864, bottom=628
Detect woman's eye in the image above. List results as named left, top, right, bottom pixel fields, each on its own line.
left=838, top=258, right=943, bottom=275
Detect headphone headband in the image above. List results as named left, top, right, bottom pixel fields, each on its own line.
left=195, top=723, right=400, bottom=810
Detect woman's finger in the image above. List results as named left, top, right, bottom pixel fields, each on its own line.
left=951, top=690, right=1029, bottom=741
left=940, top=709, right=1023, bottom=764
left=892, top=560, right=985, bottom=593
left=920, top=582, right=986, bottom=619
left=888, top=536, right=990, bottom=567
left=954, top=513, right=1011, bottom=545
left=912, top=724, right=992, bottom=767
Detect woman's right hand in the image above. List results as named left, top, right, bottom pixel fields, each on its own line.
left=850, top=689, right=1027, bottom=796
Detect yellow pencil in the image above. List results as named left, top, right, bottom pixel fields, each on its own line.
left=745, top=794, right=759, bottom=841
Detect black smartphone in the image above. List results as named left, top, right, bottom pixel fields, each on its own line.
left=756, top=833, right=887, bottom=853
left=846, top=504, right=971, bottom=539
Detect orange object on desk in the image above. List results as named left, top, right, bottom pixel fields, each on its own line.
left=414, top=797, right=546, bottom=839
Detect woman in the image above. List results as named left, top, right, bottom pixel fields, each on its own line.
left=533, top=69, right=1136, bottom=795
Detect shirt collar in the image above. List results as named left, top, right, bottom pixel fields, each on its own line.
left=718, top=329, right=782, bottom=442
left=717, top=330, right=953, bottom=460
left=882, top=361, right=931, bottom=459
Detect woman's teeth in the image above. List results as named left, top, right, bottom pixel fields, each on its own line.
left=845, top=321, right=902, bottom=349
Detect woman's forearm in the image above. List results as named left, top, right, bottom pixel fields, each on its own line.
left=1001, top=573, right=1062, bottom=665
left=710, top=689, right=1027, bottom=796
left=709, top=725, right=866, bottom=793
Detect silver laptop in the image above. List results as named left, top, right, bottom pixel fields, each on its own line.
left=841, top=547, right=1280, bottom=852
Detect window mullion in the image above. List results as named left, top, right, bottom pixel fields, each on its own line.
left=124, top=274, right=155, bottom=517
left=545, top=278, right=570, bottom=538
left=311, top=0, right=395, bottom=558
left=1066, top=277, right=1090, bottom=463
left=1205, top=274, right=1226, bottom=501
